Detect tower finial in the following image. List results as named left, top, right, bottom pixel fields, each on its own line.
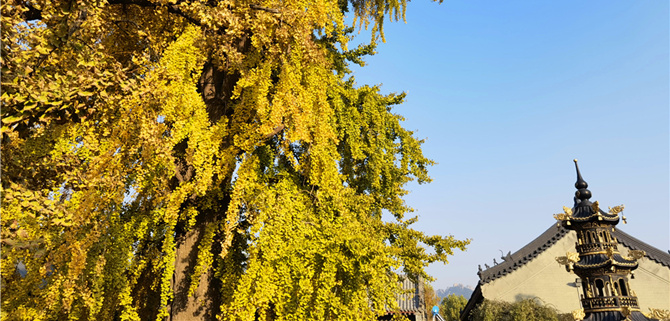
left=573, top=159, right=591, bottom=200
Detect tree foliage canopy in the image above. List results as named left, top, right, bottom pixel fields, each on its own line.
left=423, top=282, right=440, bottom=316
left=440, top=294, right=467, bottom=321
left=1, top=0, right=468, bottom=320
left=467, top=299, right=571, bottom=321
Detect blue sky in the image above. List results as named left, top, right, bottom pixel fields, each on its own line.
left=348, top=1, right=669, bottom=289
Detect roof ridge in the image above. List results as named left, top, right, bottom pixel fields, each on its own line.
left=478, top=224, right=569, bottom=284
left=613, top=228, right=670, bottom=267
left=477, top=224, right=670, bottom=284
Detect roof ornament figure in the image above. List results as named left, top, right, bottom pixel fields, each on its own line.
left=499, top=250, right=512, bottom=262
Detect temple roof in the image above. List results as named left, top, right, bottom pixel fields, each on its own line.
left=380, top=275, right=425, bottom=318
left=395, top=276, right=423, bottom=313
left=477, top=224, right=670, bottom=285
left=615, top=228, right=670, bottom=268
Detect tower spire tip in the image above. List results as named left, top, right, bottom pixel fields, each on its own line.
left=573, top=159, right=591, bottom=200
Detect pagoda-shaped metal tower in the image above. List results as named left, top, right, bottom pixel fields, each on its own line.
left=553, top=160, right=657, bottom=321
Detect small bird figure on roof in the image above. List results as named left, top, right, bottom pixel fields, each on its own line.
left=493, top=258, right=498, bottom=265
left=485, top=263, right=490, bottom=269
left=478, top=265, right=483, bottom=273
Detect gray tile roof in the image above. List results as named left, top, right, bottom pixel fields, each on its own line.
left=614, top=228, right=670, bottom=268
left=381, top=276, right=426, bottom=321
left=477, top=224, right=670, bottom=285
left=478, top=224, right=568, bottom=284
left=395, top=277, right=423, bottom=313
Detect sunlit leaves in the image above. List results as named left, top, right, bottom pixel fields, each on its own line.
left=1, top=0, right=468, bottom=320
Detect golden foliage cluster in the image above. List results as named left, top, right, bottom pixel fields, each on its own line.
left=1, top=0, right=468, bottom=320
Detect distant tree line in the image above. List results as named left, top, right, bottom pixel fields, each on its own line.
left=461, top=299, right=670, bottom=321
left=466, top=299, right=572, bottom=321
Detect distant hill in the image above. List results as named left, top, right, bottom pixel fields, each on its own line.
left=436, top=284, right=474, bottom=299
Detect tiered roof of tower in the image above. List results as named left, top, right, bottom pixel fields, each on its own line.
left=553, top=160, right=657, bottom=321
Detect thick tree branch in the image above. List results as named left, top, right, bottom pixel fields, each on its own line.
left=250, top=4, right=280, bottom=14
left=22, top=3, right=43, bottom=21
left=20, top=0, right=280, bottom=26
left=107, top=0, right=203, bottom=26
left=262, top=124, right=286, bottom=140
left=17, top=0, right=203, bottom=26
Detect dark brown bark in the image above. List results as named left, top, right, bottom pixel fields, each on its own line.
left=169, top=216, right=222, bottom=321
left=133, top=260, right=163, bottom=320
left=9, top=2, right=267, bottom=320
left=16, top=0, right=201, bottom=25
left=169, top=52, right=244, bottom=320
left=198, top=62, right=239, bottom=124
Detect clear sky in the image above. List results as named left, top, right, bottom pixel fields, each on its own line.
left=348, top=0, right=669, bottom=290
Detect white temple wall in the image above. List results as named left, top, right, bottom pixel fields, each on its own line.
left=480, top=231, right=670, bottom=314
left=618, top=246, right=670, bottom=312
left=481, top=232, right=582, bottom=313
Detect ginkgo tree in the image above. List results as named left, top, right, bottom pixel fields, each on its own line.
left=1, top=0, right=469, bottom=320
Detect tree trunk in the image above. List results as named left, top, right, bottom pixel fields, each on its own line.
left=169, top=217, right=221, bottom=321
left=169, top=56, right=242, bottom=320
